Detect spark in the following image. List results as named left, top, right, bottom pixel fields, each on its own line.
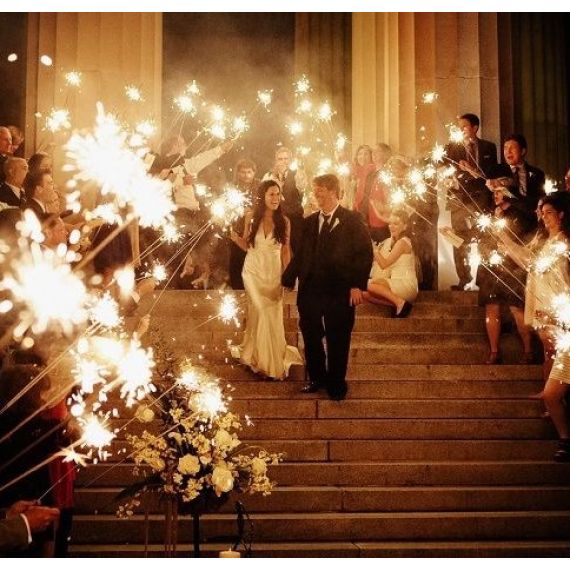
left=174, top=95, right=196, bottom=115
left=424, top=165, right=437, bottom=179
left=298, top=146, right=311, bottom=157
left=151, top=263, right=167, bottom=283
left=45, top=108, right=71, bottom=133
left=80, top=416, right=115, bottom=451
left=317, top=158, right=332, bottom=174
left=379, top=171, right=392, bottom=185
left=335, top=133, right=347, bottom=152
left=0, top=242, right=88, bottom=336
left=125, top=85, right=143, bottom=102
left=409, top=169, right=423, bottom=185
left=209, top=123, right=226, bottom=140
left=232, top=115, right=249, bottom=137
left=430, top=143, right=446, bottom=163
left=494, top=218, right=507, bottom=230
left=40, top=55, right=53, bottom=66
left=552, top=293, right=570, bottom=326
left=414, top=182, right=427, bottom=197
left=476, top=214, right=493, bottom=231
left=336, top=162, right=350, bottom=177
left=89, top=292, right=122, bottom=329
left=488, top=251, right=503, bottom=266
left=390, top=188, right=406, bottom=206
left=189, top=380, right=226, bottom=418
left=135, top=120, right=156, bottom=138
left=186, top=80, right=200, bottom=95
left=73, top=357, right=106, bottom=394
left=209, top=186, right=249, bottom=227
left=65, top=71, right=82, bottom=87
left=544, top=177, right=557, bottom=195
left=162, top=222, right=181, bottom=243
left=116, top=339, right=155, bottom=407
left=297, top=99, right=312, bottom=114
left=257, top=90, right=272, bottom=109
left=317, top=102, right=333, bottom=122
left=19, top=209, right=45, bottom=243
left=448, top=125, right=464, bottom=143
left=7, top=53, right=18, bottom=63
left=59, top=448, right=89, bottom=467
left=555, top=330, right=570, bottom=353
left=211, top=106, right=225, bottom=122
left=295, top=75, right=311, bottom=94
left=114, top=266, right=135, bottom=298
left=422, top=91, right=438, bottom=104
left=65, top=103, right=175, bottom=228
left=218, top=294, right=239, bottom=326
left=288, top=121, right=303, bottom=136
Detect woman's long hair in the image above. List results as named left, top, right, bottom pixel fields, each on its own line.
left=247, top=180, right=287, bottom=247
left=541, top=191, right=570, bottom=239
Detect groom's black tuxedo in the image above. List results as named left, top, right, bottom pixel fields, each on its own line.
left=282, top=206, right=373, bottom=398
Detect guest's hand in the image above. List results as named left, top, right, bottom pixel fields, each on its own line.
left=22, top=506, right=60, bottom=533
left=349, top=288, right=364, bottom=306
left=6, top=500, right=36, bottom=518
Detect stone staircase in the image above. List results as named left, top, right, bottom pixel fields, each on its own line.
left=70, top=290, right=570, bottom=557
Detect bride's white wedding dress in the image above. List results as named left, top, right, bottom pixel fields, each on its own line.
left=230, top=226, right=303, bottom=379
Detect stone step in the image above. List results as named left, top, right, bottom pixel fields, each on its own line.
left=75, top=461, right=570, bottom=487
left=174, top=317, right=486, bottom=333
left=68, top=540, right=570, bottom=558
left=74, top=484, right=570, bottom=515
left=108, top=399, right=544, bottom=420
left=238, top=419, right=556, bottom=440
left=227, top=380, right=543, bottom=399
left=104, top=438, right=556, bottom=463
left=71, top=511, right=570, bottom=543
left=106, top=417, right=555, bottom=441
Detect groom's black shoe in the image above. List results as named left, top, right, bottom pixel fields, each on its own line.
left=300, top=382, right=322, bottom=393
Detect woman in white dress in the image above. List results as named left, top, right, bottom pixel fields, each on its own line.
left=230, top=180, right=303, bottom=380
left=364, top=210, right=418, bottom=317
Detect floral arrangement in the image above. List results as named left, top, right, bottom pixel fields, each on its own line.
left=117, top=339, right=281, bottom=518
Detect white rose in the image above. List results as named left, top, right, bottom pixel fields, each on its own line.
left=251, top=457, right=267, bottom=477
left=211, top=466, right=234, bottom=494
left=178, top=454, right=200, bottom=475
left=214, top=429, right=234, bottom=449
left=135, top=406, right=155, bottom=423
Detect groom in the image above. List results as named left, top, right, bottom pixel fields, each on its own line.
left=282, top=174, right=373, bottom=400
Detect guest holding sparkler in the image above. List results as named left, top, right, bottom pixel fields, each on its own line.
left=445, top=114, right=498, bottom=290
left=476, top=186, right=535, bottom=364
left=230, top=180, right=303, bottom=380
left=364, top=210, right=418, bottom=317
left=496, top=192, right=570, bottom=461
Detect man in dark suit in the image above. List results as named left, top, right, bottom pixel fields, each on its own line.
left=445, top=113, right=498, bottom=290
left=0, top=157, right=28, bottom=208
left=22, top=171, right=58, bottom=218
left=282, top=174, right=373, bottom=400
left=487, top=133, right=545, bottom=220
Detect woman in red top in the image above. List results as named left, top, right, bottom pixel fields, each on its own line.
left=351, top=145, right=375, bottom=212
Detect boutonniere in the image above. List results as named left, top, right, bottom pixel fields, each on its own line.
left=529, top=171, right=534, bottom=178
left=330, top=218, right=340, bottom=231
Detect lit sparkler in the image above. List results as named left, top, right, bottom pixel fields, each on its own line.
left=232, top=115, right=249, bottom=137
left=488, top=250, right=503, bottom=266
left=151, top=263, right=167, bottom=283
left=65, top=71, right=82, bottom=87
left=317, top=102, right=333, bottom=122
left=476, top=214, right=493, bottom=231
left=295, top=75, right=311, bottom=94
left=136, top=120, right=156, bottom=138
left=544, top=177, right=557, bottom=195
left=335, top=133, right=347, bottom=152
left=7, top=53, right=18, bottom=63
left=288, top=121, right=303, bottom=136
left=209, top=186, right=249, bottom=227
left=430, top=143, right=446, bottom=163
left=174, top=95, right=196, bottom=115
left=116, top=339, right=156, bottom=407
left=89, top=292, right=122, bottom=329
left=80, top=415, right=115, bottom=451
left=186, top=80, right=200, bottom=95
left=421, top=91, right=438, bottom=104
left=114, top=266, right=135, bottom=298
left=218, top=294, right=239, bottom=326
left=448, top=125, right=464, bottom=144
left=209, top=124, right=226, bottom=140
left=46, top=108, right=71, bottom=133
left=125, top=85, right=143, bottom=102
left=40, top=54, right=53, bottom=66
left=257, top=90, right=272, bottom=109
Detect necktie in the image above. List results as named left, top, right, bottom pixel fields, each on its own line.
left=517, top=165, right=527, bottom=196
left=320, top=213, right=331, bottom=234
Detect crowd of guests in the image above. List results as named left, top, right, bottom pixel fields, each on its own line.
left=1, top=112, right=570, bottom=556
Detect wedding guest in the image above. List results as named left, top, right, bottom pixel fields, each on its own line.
left=350, top=144, right=374, bottom=212
left=0, top=157, right=28, bottom=207
left=476, top=186, right=535, bottom=364
left=7, top=125, right=24, bottom=157
left=364, top=210, right=418, bottom=317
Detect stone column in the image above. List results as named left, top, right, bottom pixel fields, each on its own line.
left=25, top=13, right=162, bottom=172
left=352, top=12, right=501, bottom=155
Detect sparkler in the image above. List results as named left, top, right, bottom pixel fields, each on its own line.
left=151, top=263, right=167, bottom=283
left=189, top=380, right=226, bottom=418
left=116, top=339, right=156, bottom=407
left=317, top=102, right=333, bottom=122
left=80, top=415, right=115, bottom=451
left=65, top=103, right=175, bottom=228
left=209, top=124, right=226, bottom=140
left=430, top=143, right=446, bottom=163
left=135, top=120, right=156, bottom=138
left=89, top=292, right=122, bottom=329
left=488, top=250, right=503, bottom=266
left=174, top=94, right=196, bottom=115
left=40, top=55, right=53, bottom=66
left=544, top=177, right=557, bottom=195
left=448, top=125, right=464, bottom=144
left=209, top=186, right=249, bottom=228
left=232, top=115, right=249, bottom=137
left=186, top=80, right=200, bottom=95
left=295, top=75, right=311, bottom=94
left=114, top=266, right=135, bottom=298
left=288, top=121, right=303, bottom=136
left=218, top=294, right=239, bottom=326
left=65, top=71, right=82, bottom=87
left=0, top=242, right=88, bottom=336
left=297, top=99, right=312, bottom=114
left=125, top=85, right=144, bottom=102
left=7, top=53, right=18, bottom=62
left=257, top=90, right=272, bottom=109
left=46, top=108, right=71, bottom=133
left=421, top=91, right=438, bottom=104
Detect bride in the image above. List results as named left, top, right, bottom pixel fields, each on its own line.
left=230, top=180, right=303, bottom=379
